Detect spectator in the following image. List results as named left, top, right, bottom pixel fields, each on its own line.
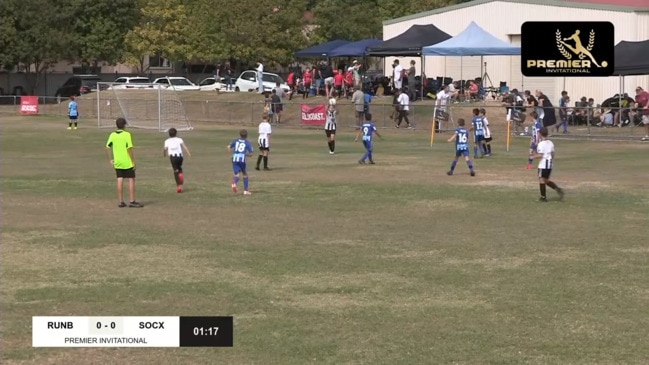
left=352, top=60, right=362, bottom=89
left=557, top=91, right=570, bottom=133
left=270, top=89, right=283, bottom=124
left=273, top=82, right=286, bottom=100
left=334, top=70, right=343, bottom=98
left=256, top=61, right=264, bottom=94
left=525, top=90, right=542, bottom=121
left=536, top=90, right=557, bottom=128
left=396, top=88, right=411, bottom=129
left=302, top=67, right=312, bottom=99
left=315, top=61, right=325, bottom=96
left=351, top=86, right=365, bottom=126
left=322, top=61, right=334, bottom=98
left=635, top=86, right=649, bottom=141
left=393, top=59, right=403, bottom=91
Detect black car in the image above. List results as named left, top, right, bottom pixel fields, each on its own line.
left=55, top=75, right=103, bottom=97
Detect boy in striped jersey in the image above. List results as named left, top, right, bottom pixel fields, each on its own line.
left=480, top=108, right=492, bottom=156
left=255, top=115, right=272, bottom=170
left=526, top=111, right=543, bottom=170
left=163, top=128, right=191, bottom=193
left=324, top=97, right=338, bottom=154
left=228, top=129, right=254, bottom=195
left=532, top=127, right=564, bottom=202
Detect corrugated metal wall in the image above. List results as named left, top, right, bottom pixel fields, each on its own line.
left=382, top=1, right=646, bottom=104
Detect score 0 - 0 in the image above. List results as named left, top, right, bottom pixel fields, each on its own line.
left=88, top=317, right=124, bottom=335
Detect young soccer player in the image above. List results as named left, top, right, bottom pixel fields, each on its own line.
left=228, top=129, right=254, bottom=195
left=354, top=113, right=382, bottom=164
left=526, top=111, right=543, bottom=170
left=163, top=128, right=191, bottom=193
left=324, top=97, right=338, bottom=154
left=480, top=108, right=492, bottom=156
left=447, top=118, right=475, bottom=176
left=68, top=95, right=79, bottom=130
left=255, top=115, right=272, bottom=170
left=105, top=117, right=142, bottom=207
left=470, top=108, right=487, bottom=159
left=532, top=127, right=564, bottom=202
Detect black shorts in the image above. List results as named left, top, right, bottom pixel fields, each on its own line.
left=273, top=105, right=283, bottom=113
left=69, top=115, right=78, bottom=120
left=485, top=137, right=493, bottom=143
left=170, top=155, right=183, bottom=173
left=325, top=129, right=335, bottom=137
left=259, top=147, right=270, bottom=152
left=116, top=168, right=135, bottom=178
left=538, top=168, right=552, bottom=179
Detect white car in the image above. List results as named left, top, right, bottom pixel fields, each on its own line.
left=152, top=77, right=200, bottom=91
left=111, top=76, right=151, bottom=89
left=198, top=77, right=228, bottom=91
left=234, top=71, right=289, bottom=93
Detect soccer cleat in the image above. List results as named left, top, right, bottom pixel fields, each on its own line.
left=118, top=202, right=127, bottom=208
left=642, top=136, right=649, bottom=141
left=538, top=196, right=548, bottom=203
left=369, top=161, right=375, bottom=164
left=73, top=127, right=78, bottom=130
left=255, top=166, right=260, bottom=170
left=484, top=154, right=491, bottom=157
left=526, top=164, right=532, bottom=170
left=128, top=201, right=143, bottom=208
left=243, top=191, right=252, bottom=195
left=557, top=187, right=564, bottom=201
left=264, top=167, right=271, bottom=171
left=358, top=160, right=365, bottom=164
left=470, top=171, right=475, bottom=177
left=447, top=171, right=453, bottom=176
left=177, top=186, right=182, bottom=193
left=67, top=127, right=72, bottom=130
left=177, top=173, right=184, bottom=185
left=231, top=182, right=238, bottom=193
left=329, top=151, right=334, bottom=155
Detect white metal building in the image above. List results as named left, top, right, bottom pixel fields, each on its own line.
left=383, top=0, right=649, bottom=105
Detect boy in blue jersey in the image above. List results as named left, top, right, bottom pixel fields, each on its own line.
left=470, top=108, right=487, bottom=159
left=526, top=111, right=543, bottom=170
left=354, top=113, right=382, bottom=164
left=447, top=118, right=475, bottom=176
left=227, top=129, right=254, bottom=195
left=68, top=95, right=79, bottom=130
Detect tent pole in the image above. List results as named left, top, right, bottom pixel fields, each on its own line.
left=421, top=54, right=425, bottom=100
left=460, top=57, right=463, bottom=94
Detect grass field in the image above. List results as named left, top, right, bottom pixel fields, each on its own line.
left=2, top=115, right=648, bottom=364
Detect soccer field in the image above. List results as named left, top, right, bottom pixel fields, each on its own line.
left=2, top=116, right=648, bottom=364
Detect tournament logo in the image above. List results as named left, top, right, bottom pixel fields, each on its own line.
left=521, top=22, right=614, bottom=77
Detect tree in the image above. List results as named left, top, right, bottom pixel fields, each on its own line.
left=64, top=0, right=140, bottom=70
left=122, top=0, right=194, bottom=73
left=0, top=0, right=72, bottom=93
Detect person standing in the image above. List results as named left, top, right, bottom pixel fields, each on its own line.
left=396, top=88, right=411, bottom=129
left=532, top=127, right=564, bottom=202
left=324, top=97, right=338, bottom=155
left=270, top=89, right=283, bottom=124
left=446, top=118, right=475, bottom=177
left=255, top=115, right=272, bottom=171
left=634, top=86, right=649, bottom=141
left=352, top=60, right=362, bottom=89
left=105, top=118, right=142, bottom=208
left=351, top=86, right=365, bottom=127
left=163, top=128, right=191, bottom=193
left=228, top=129, right=254, bottom=195
left=322, top=61, right=334, bottom=98
left=393, top=59, right=403, bottom=91
left=557, top=91, right=570, bottom=134
left=68, top=95, right=79, bottom=130
left=256, top=61, right=264, bottom=94
left=355, top=113, right=382, bottom=164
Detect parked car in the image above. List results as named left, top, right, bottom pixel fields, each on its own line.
left=111, top=76, right=151, bottom=89
left=234, top=71, right=289, bottom=93
left=152, top=77, right=200, bottom=91
left=54, top=75, right=103, bottom=97
left=198, top=76, right=227, bottom=91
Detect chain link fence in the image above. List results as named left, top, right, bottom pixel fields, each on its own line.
left=1, top=95, right=645, bottom=140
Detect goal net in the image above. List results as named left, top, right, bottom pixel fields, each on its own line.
left=96, top=82, right=193, bottom=132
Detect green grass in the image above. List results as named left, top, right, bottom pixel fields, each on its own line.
left=1, top=116, right=648, bottom=364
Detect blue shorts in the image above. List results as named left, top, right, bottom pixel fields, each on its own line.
left=455, top=149, right=470, bottom=157
left=474, top=135, right=484, bottom=143
left=363, top=139, right=373, bottom=152
left=530, top=143, right=537, bottom=151
left=232, top=162, right=247, bottom=175
left=69, top=115, right=78, bottom=120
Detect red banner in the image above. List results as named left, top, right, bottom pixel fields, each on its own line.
left=19, top=96, right=39, bottom=115
left=300, top=104, right=326, bottom=126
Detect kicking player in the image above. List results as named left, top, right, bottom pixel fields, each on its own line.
left=354, top=113, right=382, bottom=164
left=163, top=128, right=191, bottom=193
left=68, top=95, right=79, bottom=130
left=532, top=127, right=564, bottom=202
left=228, top=129, right=254, bottom=195
left=324, top=98, right=338, bottom=154
left=480, top=108, right=492, bottom=156
left=447, top=118, right=475, bottom=176
left=526, top=111, right=543, bottom=170
left=470, top=108, right=487, bottom=159
left=255, top=115, right=272, bottom=170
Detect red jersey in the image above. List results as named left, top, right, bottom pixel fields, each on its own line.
left=636, top=91, right=649, bottom=115
left=334, top=73, right=343, bottom=86
left=287, top=72, right=295, bottom=86
left=303, top=72, right=312, bottom=85
left=344, top=71, right=353, bottom=85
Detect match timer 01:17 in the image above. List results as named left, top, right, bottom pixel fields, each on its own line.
left=33, top=316, right=233, bottom=348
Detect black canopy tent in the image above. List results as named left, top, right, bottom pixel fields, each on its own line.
left=366, top=24, right=452, bottom=99
left=613, top=39, right=649, bottom=76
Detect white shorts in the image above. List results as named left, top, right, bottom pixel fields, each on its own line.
left=394, top=80, right=402, bottom=89
left=325, top=77, right=334, bottom=86
left=642, top=115, right=649, bottom=125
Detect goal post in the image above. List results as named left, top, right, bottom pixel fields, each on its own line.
left=97, top=81, right=193, bottom=132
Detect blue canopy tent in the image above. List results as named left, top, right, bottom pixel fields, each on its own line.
left=422, top=21, right=520, bottom=94
left=327, top=39, right=382, bottom=57
left=295, top=40, right=351, bottom=58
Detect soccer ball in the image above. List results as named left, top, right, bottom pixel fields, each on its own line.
left=329, top=98, right=336, bottom=106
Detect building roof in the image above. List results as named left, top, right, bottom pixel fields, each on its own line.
left=384, top=0, right=649, bottom=25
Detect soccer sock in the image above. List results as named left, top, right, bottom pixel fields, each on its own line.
left=473, top=146, right=478, bottom=157
left=487, top=143, right=492, bottom=154
left=256, top=155, right=263, bottom=168
left=327, top=141, right=333, bottom=152
left=361, top=151, right=369, bottom=161
left=528, top=156, right=533, bottom=165
left=467, top=160, right=474, bottom=172
left=174, top=171, right=181, bottom=185
left=368, top=151, right=373, bottom=161
left=74, top=122, right=77, bottom=127
left=263, top=156, right=268, bottom=168
left=233, top=176, right=240, bottom=185
left=450, top=160, right=458, bottom=172
left=69, top=122, right=72, bottom=127
left=540, top=183, right=547, bottom=197
left=546, top=181, right=558, bottom=190
left=243, top=177, right=249, bottom=190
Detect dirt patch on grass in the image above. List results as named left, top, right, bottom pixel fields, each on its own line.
left=409, top=198, right=469, bottom=210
